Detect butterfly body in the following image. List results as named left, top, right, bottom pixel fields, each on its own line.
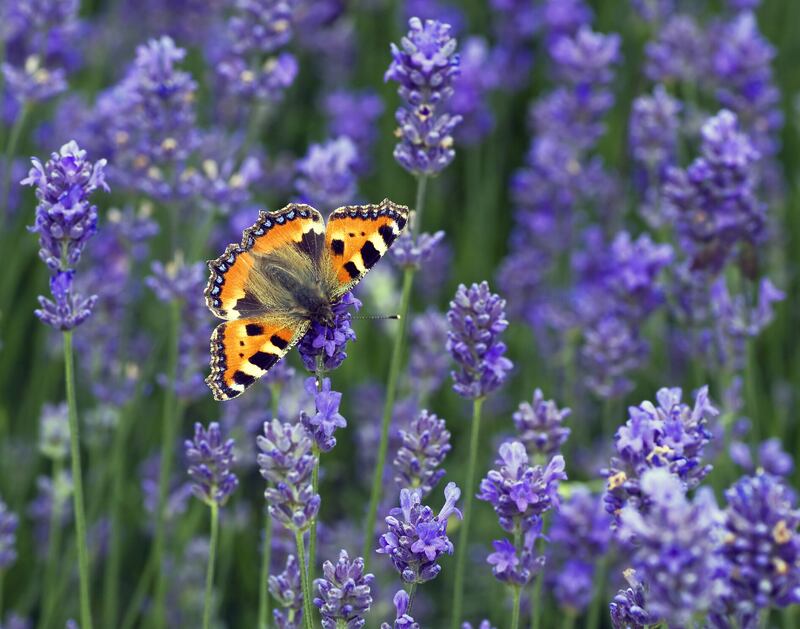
left=204, top=199, right=409, bottom=401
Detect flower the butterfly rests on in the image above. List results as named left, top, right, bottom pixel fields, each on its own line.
left=204, top=199, right=409, bottom=400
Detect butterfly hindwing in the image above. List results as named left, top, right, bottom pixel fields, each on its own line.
left=206, top=316, right=310, bottom=401
left=325, top=199, right=409, bottom=297
left=205, top=204, right=325, bottom=319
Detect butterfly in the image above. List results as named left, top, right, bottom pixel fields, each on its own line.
left=204, top=199, right=409, bottom=401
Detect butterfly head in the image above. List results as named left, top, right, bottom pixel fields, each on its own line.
left=307, top=298, right=336, bottom=328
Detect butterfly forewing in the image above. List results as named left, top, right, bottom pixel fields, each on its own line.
left=324, top=199, right=409, bottom=299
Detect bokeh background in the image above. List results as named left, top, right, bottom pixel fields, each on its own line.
left=2, top=0, right=800, bottom=627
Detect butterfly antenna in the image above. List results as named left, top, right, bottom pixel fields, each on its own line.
left=352, top=314, right=401, bottom=321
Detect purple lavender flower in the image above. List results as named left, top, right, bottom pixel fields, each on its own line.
left=447, top=282, right=513, bottom=400
left=22, top=140, right=108, bottom=330
left=0, top=497, right=19, bottom=570
left=486, top=531, right=545, bottom=586
left=550, top=27, right=621, bottom=88
left=551, top=559, right=594, bottom=612
left=257, top=420, right=320, bottom=531
left=28, top=473, right=73, bottom=548
left=478, top=442, right=566, bottom=533
left=184, top=422, right=239, bottom=506
left=394, top=410, right=451, bottom=497
left=581, top=315, right=647, bottom=399
left=713, top=12, right=783, bottom=158
left=664, top=110, right=765, bottom=274
left=645, top=14, right=708, bottom=84
left=23, top=140, right=107, bottom=271
left=0, top=613, right=31, bottom=629
left=324, top=90, right=384, bottom=174
left=297, top=292, right=361, bottom=372
left=38, top=402, right=69, bottom=461
left=710, top=276, right=784, bottom=370
left=391, top=230, right=445, bottom=270
left=1, top=0, right=81, bottom=105
left=629, top=85, right=682, bottom=181
left=97, top=37, right=199, bottom=200
left=461, top=621, right=496, bottom=629
left=380, top=590, right=419, bottom=629
left=385, top=17, right=462, bottom=176
left=730, top=438, right=794, bottom=477
left=603, top=386, right=718, bottom=521
left=408, top=310, right=450, bottom=397
left=270, top=554, right=304, bottom=629
left=609, top=569, right=653, bottom=629
left=215, top=0, right=298, bottom=103
left=541, top=0, right=593, bottom=42
left=619, top=468, right=724, bottom=625
left=488, top=0, right=538, bottom=88
left=300, top=377, right=347, bottom=453
left=313, top=550, right=374, bottom=629
left=715, top=472, right=800, bottom=617
left=513, top=389, right=571, bottom=459
left=295, top=137, right=359, bottom=211
left=377, top=482, right=461, bottom=584
left=549, top=486, right=612, bottom=560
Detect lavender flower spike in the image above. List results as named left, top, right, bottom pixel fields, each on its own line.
left=184, top=422, right=239, bottom=506
left=377, top=482, right=461, bottom=584
left=295, top=137, right=359, bottom=212
left=385, top=17, right=463, bottom=176
left=380, top=590, right=420, bottom=629
left=313, top=550, right=374, bottom=629
left=0, top=497, right=19, bottom=570
left=513, top=389, right=571, bottom=459
left=257, top=420, right=320, bottom=531
left=270, top=554, right=304, bottom=628
left=609, top=569, right=653, bottom=629
left=478, top=442, right=566, bottom=533
left=394, top=410, right=451, bottom=497
left=300, top=376, right=347, bottom=453
left=297, top=292, right=361, bottom=372
left=447, top=282, right=513, bottom=400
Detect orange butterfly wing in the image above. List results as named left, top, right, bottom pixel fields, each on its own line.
left=324, top=199, right=409, bottom=298
left=204, top=204, right=325, bottom=320
left=206, top=316, right=310, bottom=401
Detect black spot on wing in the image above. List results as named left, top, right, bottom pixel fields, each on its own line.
left=246, top=323, right=264, bottom=336
left=296, top=229, right=325, bottom=260
left=331, top=239, right=345, bottom=256
left=361, top=241, right=381, bottom=269
left=396, top=216, right=407, bottom=230
left=234, top=291, right=263, bottom=315
left=250, top=351, right=279, bottom=370
left=343, top=261, right=360, bottom=279
left=270, top=335, right=289, bottom=350
left=233, top=371, right=256, bottom=386
left=378, top=225, right=396, bottom=247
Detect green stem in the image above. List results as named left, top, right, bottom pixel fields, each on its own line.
left=362, top=266, right=415, bottom=565
left=39, top=459, right=64, bottom=629
left=294, top=530, right=315, bottom=629
left=0, top=571, right=3, bottom=623
left=203, top=503, right=220, bottom=629
left=511, top=586, right=522, bottom=629
left=103, top=404, right=133, bottom=627
left=406, top=582, right=418, bottom=615
left=562, top=611, right=577, bottom=629
left=586, top=553, right=609, bottom=629
left=450, top=397, right=485, bottom=629
left=152, top=299, right=182, bottom=629
left=119, top=552, right=155, bottom=629
left=309, top=443, right=320, bottom=583
left=63, top=331, right=93, bottom=629
left=530, top=530, right=546, bottom=629
left=412, top=175, right=428, bottom=236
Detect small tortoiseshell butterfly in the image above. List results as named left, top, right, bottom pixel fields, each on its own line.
left=204, top=199, right=409, bottom=401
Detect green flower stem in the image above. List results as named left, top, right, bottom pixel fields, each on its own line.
left=295, top=530, right=315, bottom=629
left=309, top=443, right=320, bottom=584
left=39, top=459, right=64, bottom=629
left=450, top=397, right=485, bottom=629
left=406, top=582, right=418, bottom=615
left=511, top=586, right=522, bottom=629
left=362, top=174, right=428, bottom=565
left=103, top=402, right=135, bottom=627
left=63, top=330, right=93, bottom=629
left=530, top=513, right=549, bottom=629
left=0, top=571, right=4, bottom=623
left=258, top=384, right=282, bottom=629
left=562, top=610, right=577, bottom=629
left=152, top=299, right=182, bottom=629
left=203, top=502, right=220, bottom=629
left=362, top=265, right=414, bottom=565
left=586, top=553, right=609, bottom=629
left=119, top=553, right=155, bottom=629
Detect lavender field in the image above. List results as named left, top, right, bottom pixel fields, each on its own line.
left=2, top=0, right=800, bottom=628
